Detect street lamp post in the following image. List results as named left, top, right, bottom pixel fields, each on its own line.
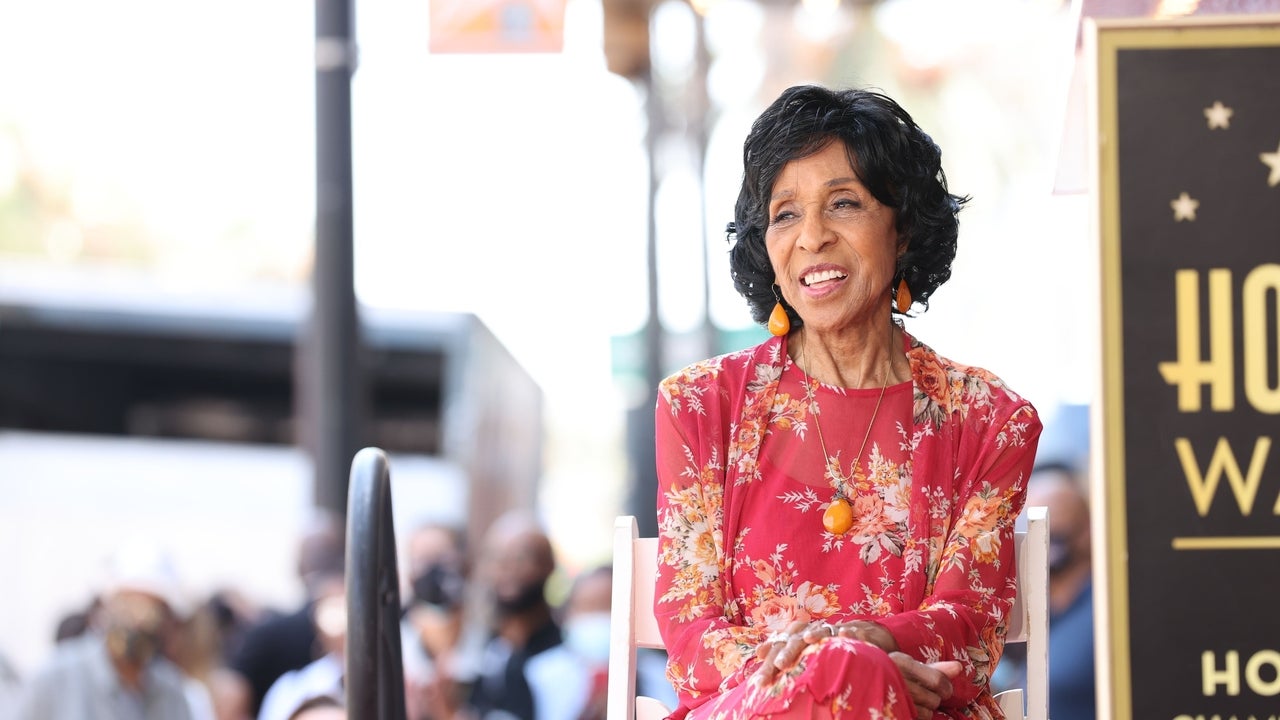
left=306, top=0, right=365, bottom=519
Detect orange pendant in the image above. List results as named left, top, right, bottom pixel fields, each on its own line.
left=822, top=498, right=853, bottom=535
left=768, top=302, right=790, bottom=336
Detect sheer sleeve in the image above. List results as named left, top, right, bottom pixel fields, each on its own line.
left=652, top=369, right=764, bottom=716
left=877, top=402, right=1041, bottom=707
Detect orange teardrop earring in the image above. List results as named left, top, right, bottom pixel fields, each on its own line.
left=895, top=278, right=912, bottom=314
left=768, top=286, right=790, bottom=336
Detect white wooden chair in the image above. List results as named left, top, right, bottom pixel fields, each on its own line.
left=606, top=506, right=1049, bottom=720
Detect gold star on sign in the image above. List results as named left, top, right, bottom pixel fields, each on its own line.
left=1262, top=141, right=1280, bottom=187
left=1170, top=192, right=1199, bottom=222
left=1204, top=101, right=1233, bottom=130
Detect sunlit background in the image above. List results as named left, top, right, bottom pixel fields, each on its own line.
left=0, top=0, right=1102, bottom=678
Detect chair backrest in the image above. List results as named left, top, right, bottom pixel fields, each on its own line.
left=607, top=507, right=1049, bottom=720
left=998, top=505, right=1050, bottom=720
left=606, top=516, right=665, bottom=720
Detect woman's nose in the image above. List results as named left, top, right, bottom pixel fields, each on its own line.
left=796, top=211, right=836, bottom=252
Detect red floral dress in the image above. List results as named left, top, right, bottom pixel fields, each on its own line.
left=654, top=329, right=1041, bottom=720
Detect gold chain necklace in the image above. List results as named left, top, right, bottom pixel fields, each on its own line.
left=798, top=334, right=888, bottom=536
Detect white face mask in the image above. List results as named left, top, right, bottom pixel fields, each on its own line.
left=563, top=611, right=612, bottom=666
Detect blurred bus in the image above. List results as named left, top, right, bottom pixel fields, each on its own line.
left=0, top=282, right=543, bottom=676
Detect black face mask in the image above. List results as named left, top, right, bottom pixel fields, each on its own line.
left=412, top=563, right=465, bottom=609
left=1047, top=535, right=1074, bottom=576
left=494, top=579, right=547, bottom=615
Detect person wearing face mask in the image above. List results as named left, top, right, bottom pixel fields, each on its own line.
left=524, top=564, right=677, bottom=720
left=991, top=461, right=1096, bottom=720
left=403, top=523, right=468, bottom=665
left=524, top=565, right=612, bottom=720
left=1029, top=462, right=1096, bottom=720
left=400, top=522, right=469, bottom=720
left=15, top=543, right=196, bottom=720
left=459, top=511, right=562, bottom=720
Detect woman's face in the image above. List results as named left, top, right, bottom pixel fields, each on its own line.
left=765, top=141, right=900, bottom=333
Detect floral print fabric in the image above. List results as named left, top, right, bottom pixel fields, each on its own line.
left=654, top=330, right=1041, bottom=720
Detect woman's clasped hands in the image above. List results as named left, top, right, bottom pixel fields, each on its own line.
left=754, top=619, right=895, bottom=681
left=753, top=620, right=963, bottom=720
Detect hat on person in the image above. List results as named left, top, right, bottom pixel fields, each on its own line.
left=102, top=540, right=189, bottom=616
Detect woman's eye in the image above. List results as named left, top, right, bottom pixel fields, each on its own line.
left=832, top=198, right=859, bottom=210
left=770, top=210, right=796, bottom=224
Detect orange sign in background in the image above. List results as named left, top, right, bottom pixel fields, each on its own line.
left=429, top=0, right=566, bottom=54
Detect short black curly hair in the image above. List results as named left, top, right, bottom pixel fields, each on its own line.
left=727, top=84, right=968, bottom=329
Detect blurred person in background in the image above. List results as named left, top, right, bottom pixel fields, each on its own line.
left=991, top=460, right=1095, bottom=719
left=231, top=509, right=345, bottom=716
left=1033, top=462, right=1096, bottom=720
left=524, top=565, right=678, bottom=720
left=168, top=594, right=255, bottom=720
left=206, top=588, right=264, bottom=674
left=454, top=510, right=562, bottom=720
left=14, top=542, right=198, bottom=720
left=401, top=522, right=469, bottom=720
left=0, top=647, right=20, bottom=720
left=285, top=694, right=345, bottom=720
left=525, top=563, right=678, bottom=720
left=524, top=564, right=613, bottom=720
left=254, top=556, right=450, bottom=717
left=257, top=571, right=346, bottom=720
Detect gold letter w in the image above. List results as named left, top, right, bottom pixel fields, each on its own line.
left=1176, top=437, right=1273, bottom=516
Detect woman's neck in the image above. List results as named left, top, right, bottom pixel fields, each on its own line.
left=794, top=320, right=908, bottom=389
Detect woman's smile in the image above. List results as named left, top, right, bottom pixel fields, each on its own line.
left=798, top=265, right=849, bottom=286
left=799, top=264, right=849, bottom=294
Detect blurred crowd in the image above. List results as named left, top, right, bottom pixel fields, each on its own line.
left=0, top=452, right=1093, bottom=720
left=0, top=508, right=674, bottom=720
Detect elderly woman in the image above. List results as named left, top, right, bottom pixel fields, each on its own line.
left=653, top=85, right=1042, bottom=720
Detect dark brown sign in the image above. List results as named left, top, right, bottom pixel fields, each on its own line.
left=1091, top=16, right=1280, bottom=720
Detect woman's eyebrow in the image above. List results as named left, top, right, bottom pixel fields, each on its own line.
left=770, top=177, right=859, bottom=202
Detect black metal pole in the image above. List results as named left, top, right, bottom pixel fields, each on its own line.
left=693, top=10, right=716, bottom=362
left=308, top=0, right=363, bottom=517
left=628, top=71, right=663, bottom=538
left=643, top=74, right=663, bottom=423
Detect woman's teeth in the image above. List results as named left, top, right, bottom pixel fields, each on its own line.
left=802, top=269, right=847, bottom=286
